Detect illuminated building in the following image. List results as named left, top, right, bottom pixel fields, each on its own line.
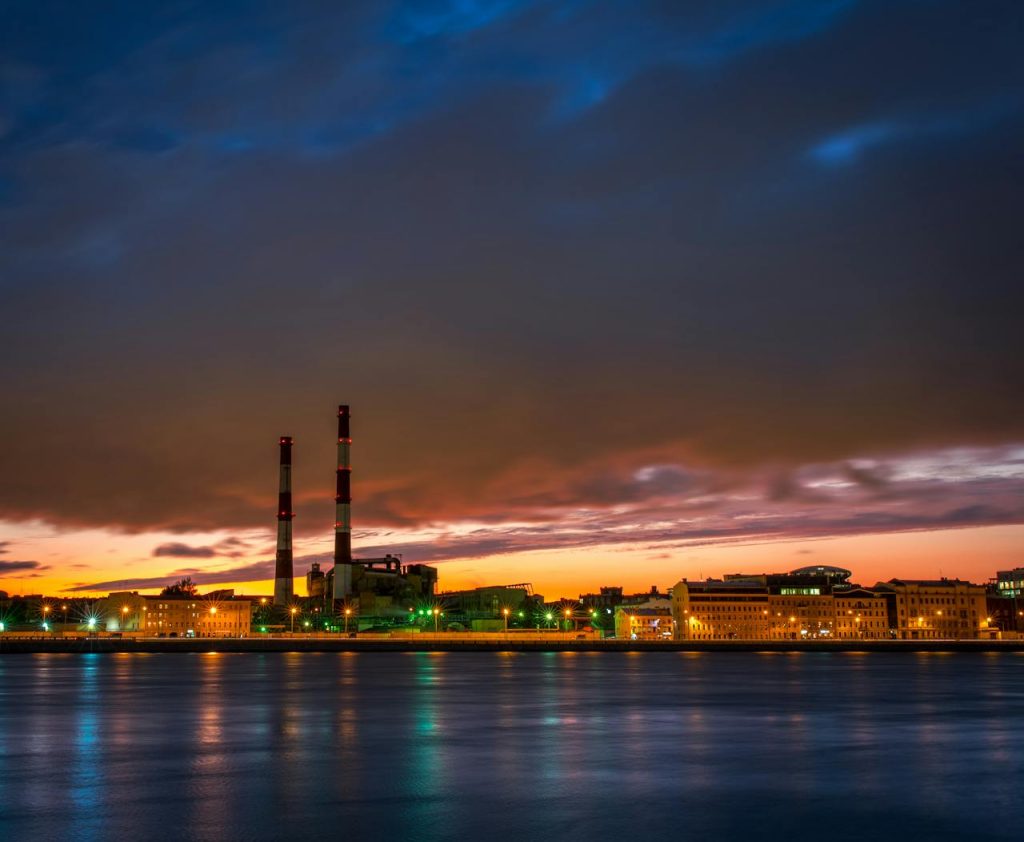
left=994, top=567, right=1024, bottom=598
left=615, top=605, right=673, bottom=639
left=94, top=591, right=252, bottom=637
left=672, top=569, right=990, bottom=640
left=672, top=580, right=771, bottom=640
left=767, top=593, right=836, bottom=638
left=832, top=589, right=890, bottom=638
left=988, top=567, right=1024, bottom=635
left=873, top=579, right=988, bottom=640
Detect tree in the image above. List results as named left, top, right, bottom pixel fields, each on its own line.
left=160, top=576, right=199, bottom=598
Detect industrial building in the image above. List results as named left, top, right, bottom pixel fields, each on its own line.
left=436, top=584, right=540, bottom=630
left=270, top=405, right=438, bottom=625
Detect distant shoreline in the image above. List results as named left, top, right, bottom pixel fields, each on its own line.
left=2, top=637, right=1023, bottom=655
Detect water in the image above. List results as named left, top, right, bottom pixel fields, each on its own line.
left=0, top=652, right=1021, bottom=840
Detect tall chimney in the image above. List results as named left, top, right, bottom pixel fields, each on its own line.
left=273, top=436, right=294, bottom=606
left=332, top=405, right=353, bottom=600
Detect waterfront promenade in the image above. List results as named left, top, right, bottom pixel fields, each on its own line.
left=2, top=635, right=1022, bottom=654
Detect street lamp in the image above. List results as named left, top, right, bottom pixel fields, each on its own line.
left=545, top=612, right=553, bottom=630
left=433, top=607, right=440, bottom=633
left=345, top=607, right=352, bottom=635
left=120, top=605, right=129, bottom=631
left=564, top=607, right=572, bottom=632
left=62, top=604, right=69, bottom=627
left=290, top=606, right=298, bottom=633
left=503, top=607, right=510, bottom=633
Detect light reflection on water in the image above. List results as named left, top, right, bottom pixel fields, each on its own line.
left=1, top=651, right=1022, bottom=840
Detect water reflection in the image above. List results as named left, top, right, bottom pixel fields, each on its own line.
left=1, top=652, right=1022, bottom=840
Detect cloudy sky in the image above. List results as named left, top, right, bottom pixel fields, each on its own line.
left=2, top=0, right=1022, bottom=598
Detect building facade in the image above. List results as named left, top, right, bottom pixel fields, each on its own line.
left=874, top=579, right=988, bottom=640
left=615, top=603, right=673, bottom=639
left=672, top=580, right=771, bottom=640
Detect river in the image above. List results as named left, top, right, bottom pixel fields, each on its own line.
left=1, top=651, right=1021, bottom=840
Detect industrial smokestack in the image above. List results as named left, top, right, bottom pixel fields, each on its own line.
left=332, top=405, right=352, bottom=600
left=273, top=436, right=294, bottom=606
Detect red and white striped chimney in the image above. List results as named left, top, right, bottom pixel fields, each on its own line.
left=273, top=436, right=294, bottom=606
left=332, top=406, right=353, bottom=599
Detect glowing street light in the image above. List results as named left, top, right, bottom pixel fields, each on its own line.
left=62, top=603, right=69, bottom=627
left=290, top=606, right=298, bottom=633
left=344, top=607, right=352, bottom=635
left=503, top=607, right=510, bottom=634
left=433, top=606, right=440, bottom=633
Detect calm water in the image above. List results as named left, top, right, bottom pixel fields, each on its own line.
left=0, top=652, right=1022, bottom=840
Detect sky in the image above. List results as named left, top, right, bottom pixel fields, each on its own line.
left=1, top=0, right=1022, bottom=600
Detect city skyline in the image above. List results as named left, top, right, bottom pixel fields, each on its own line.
left=2, top=2, right=1023, bottom=599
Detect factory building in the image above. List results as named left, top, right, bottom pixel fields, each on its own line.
left=267, top=405, right=438, bottom=625
left=437, top=584, right=540, bottom=630
left=323, top=555, right=437, bottom=618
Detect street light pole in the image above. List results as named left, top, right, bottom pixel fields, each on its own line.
left=503, top=607, right=510, bottom=634
left=290, top=606, right=297, bottom=633
left=344, top=607, right=352, bottom=634
left=433, top=607, right=440, bottom=633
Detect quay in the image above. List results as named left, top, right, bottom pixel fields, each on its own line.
left=2, top=635, right=1024, bottom=654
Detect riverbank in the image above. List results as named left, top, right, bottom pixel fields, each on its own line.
left=2, top=636, right=1023, bottom=654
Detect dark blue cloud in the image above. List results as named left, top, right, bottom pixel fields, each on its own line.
left=0, top=0, right=1022, bottom=538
